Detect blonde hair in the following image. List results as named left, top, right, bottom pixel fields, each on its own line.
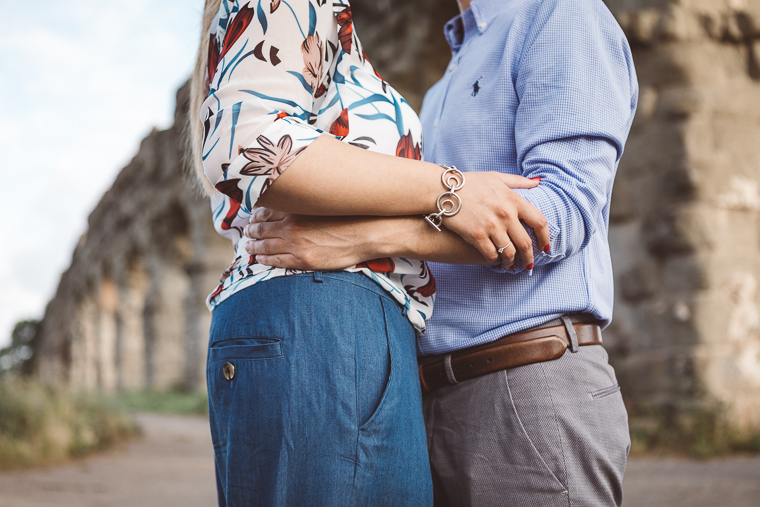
left=188, top=0, right=224, bottom=196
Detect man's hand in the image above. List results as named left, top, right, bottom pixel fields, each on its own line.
left=244, top=208, right=382, bottom=270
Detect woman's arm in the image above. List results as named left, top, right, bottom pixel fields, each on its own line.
left=260, top=136, right=549, bottom=269
left=202, top=2, right=548, bottom=268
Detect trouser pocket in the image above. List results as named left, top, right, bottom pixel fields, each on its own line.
left=357, top=296, right=393, bottom=430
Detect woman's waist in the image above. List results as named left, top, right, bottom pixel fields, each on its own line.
left=232, top=239, right=428, bottom=279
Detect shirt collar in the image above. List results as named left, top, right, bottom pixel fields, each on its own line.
left=444, top=0, right=516, bottom=51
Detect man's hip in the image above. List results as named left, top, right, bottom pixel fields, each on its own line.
left=422, top=334, right=629, bottom=507
left=419, top=315, right=603, bottom=391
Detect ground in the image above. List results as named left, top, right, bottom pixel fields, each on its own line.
left=0, top=414, right=758, bottom=506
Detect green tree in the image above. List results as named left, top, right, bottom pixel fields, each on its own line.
left=0, top=319, right=40, bottom=376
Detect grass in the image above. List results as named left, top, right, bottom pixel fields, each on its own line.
left=0, top=378, right=138, bottom=471
left=115, top=388, right=208, bottom=416
left=0, top=379, right=208, bottom=472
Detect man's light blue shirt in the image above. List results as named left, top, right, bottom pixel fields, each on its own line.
left=418, top=0, right=638, bottom=356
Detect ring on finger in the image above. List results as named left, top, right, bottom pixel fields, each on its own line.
left=497, top=241, right=513, bottom=255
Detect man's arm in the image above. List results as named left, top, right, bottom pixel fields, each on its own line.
left=244, top=209, right=494, bottom=270
left=507, top=0, right=638, bottom=271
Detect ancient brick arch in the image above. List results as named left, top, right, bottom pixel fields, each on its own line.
left=35, top=85, right=231, bottom=392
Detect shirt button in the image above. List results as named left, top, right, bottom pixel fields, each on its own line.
left=449, top=63, right=457, bottom=72
left=434, top=118, right=439, bottom=127
left=479, top=22, right=488, bottom=30
left=223, top=362, right=235, bottom=380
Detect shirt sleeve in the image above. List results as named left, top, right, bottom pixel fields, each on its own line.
left=201, top=0, right=338, bottom=213
left=509, top=0, right=638, bottom=271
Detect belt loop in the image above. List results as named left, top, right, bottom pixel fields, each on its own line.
left=443, top=354, right=459, bottom=386
left=312, top=271, right=323, bottom=283
left=562, top=316, right=579, bottom=353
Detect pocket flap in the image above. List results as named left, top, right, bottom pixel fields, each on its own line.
left=209, top=339, right=283, bottom=362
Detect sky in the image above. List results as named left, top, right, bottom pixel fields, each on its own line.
left=0, top=1, right=203, bottom=347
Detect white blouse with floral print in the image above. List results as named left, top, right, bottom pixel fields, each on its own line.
left=201, top=0, right=434, bottom=332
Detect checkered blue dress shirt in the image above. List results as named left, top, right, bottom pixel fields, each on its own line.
left=418, top=0, right=638, bottom=356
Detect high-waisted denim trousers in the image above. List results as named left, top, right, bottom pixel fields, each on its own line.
left=206, top=271, right=433, bottom=506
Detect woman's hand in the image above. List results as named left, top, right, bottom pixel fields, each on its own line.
left=244, top=209, right=382, bottom=270
left=442, top=172, right=550, bottom=270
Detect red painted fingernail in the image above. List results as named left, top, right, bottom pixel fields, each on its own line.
left=526, top=263, right=534, bottom=270
left=543, top=244, right=550, bottom=253
left=530, top=177, right=542, bottom=181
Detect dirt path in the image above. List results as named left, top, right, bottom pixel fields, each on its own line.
left=1, top=413, right=759, bottom=506
left=623, top=456, right=760, bottom=507
left=0, top=414, right=216, bottom=507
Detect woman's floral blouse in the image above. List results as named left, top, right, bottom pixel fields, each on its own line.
left=201, top=0, right=434, bottom=332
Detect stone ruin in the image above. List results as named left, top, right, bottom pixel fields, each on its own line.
left=33, top=0, right=760, bottom=431
left=33, top=88, right=231, bottom=392
left=606, top=0, right=760, bottom=431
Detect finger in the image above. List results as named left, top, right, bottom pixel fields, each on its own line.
left=472, top=232, right=500, bottom=263
left=245, top=220, right=285, bottom=240
left=496, top=173, right=541, bottom=189
left=491, top=232, right=516, bottom=266
left=254, top=253, right=301, bottom=269
left=244, top=238, right=291, bottom=256
left=249, top=207, right=287, bottom=224
left=517, top=201, right=551, bottom=253
left=506, top=221, right=535, bottom=270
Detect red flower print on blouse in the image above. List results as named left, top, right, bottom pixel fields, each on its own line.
left=302, top=34, right=324, bottom=95
left=214, top=178, right=243, bottom=231
left=357, top=258, right=396, bottom=274
left=219, top=257, right=242, bottom=283
left=395, top=131, right=421, bottom=160
left=270, top=0, right=281, bottom=13
left=329, top=108, right=350, bottom=137
left=210, top=283, right=225, bottom=301
left=335, top=6, right=353, bottom=54
left=414, top=274, right=436, bottom=298
left=314, top=73, right=330, bottom=99
left=207, top=34, right=221, bottom=91
left=220, top=3, right=255, bottom=60
left=239, top=134, right=307, bottom=178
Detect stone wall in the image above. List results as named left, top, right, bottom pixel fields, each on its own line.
left=33, top=0, right=760, bottom=430
left=34, top=85, right=231, bottom=392
left=603, top=0, right=760, bottom=429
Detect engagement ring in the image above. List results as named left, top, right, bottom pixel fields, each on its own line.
left=497, top=242, right=513, bottom=254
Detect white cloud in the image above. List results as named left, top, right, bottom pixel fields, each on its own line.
left=0, top=0, right=202, bottom=345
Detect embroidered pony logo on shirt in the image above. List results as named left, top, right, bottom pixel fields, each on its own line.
left=472, top=77, right=483, bottom=97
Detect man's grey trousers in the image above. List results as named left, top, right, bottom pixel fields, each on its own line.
left=423, top=344, right=629, bottom=507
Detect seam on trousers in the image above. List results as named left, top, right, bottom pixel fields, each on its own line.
left=321, top=273, right=399, bottom=305
left=428, top=394, right=440, bottom=499
left=352, top=303, right=361, bottom=493
left=503, top=369, right=567, bottom=494
left=540, top=361, right=571, bottom=506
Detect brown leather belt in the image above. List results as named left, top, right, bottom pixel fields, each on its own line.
left=419, top=317, right=603, bottom=392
